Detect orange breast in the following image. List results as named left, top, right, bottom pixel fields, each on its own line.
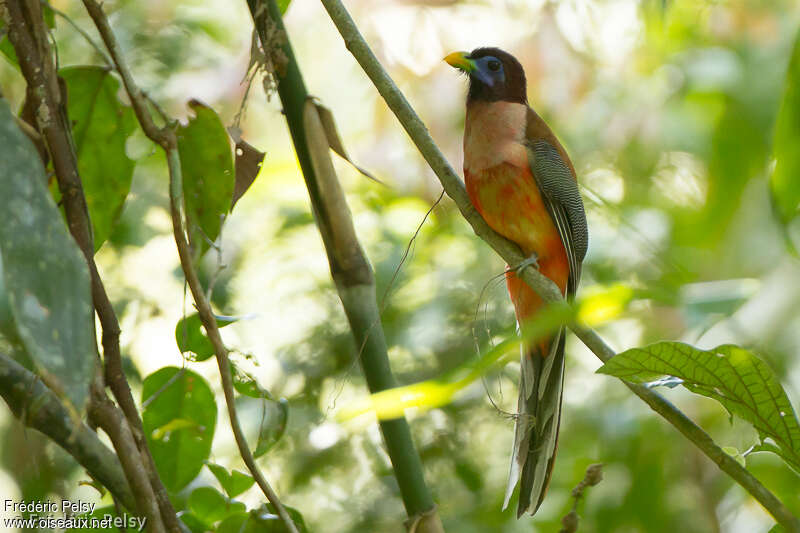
left=465, top=162, right=569, bottom=347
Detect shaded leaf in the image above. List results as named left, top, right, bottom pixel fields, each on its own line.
left=0, top=98, right=95, bottom=410
left=229, top=131, right=265, bottom=209
left=177, top=99, right=235, bottom=253
left=66, top=506, right=122, bottom=533
left=60, top=66, right=137, bottom=251
left=206, top=462, right=255, bottom=499
left=142, top=367, right=217, bottom=491
left=254, top=397, right=289, bottom=457
left=218, top=504, right=307, bottom=533
left=175, top=312, right=236, bottom=361
left=770, top=31, right=800, bottom=225
left=597, top=342, right=800, bottom=472
left=188, top=486, right=246, bottom=525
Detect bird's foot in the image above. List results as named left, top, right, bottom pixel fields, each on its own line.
left=513, top=253, right=539, bottom=276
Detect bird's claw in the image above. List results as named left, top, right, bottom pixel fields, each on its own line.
left=513, top=253, right=539, bottom=275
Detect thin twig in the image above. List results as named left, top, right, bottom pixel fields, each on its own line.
left=80, top=2, right=298, bottom=531
left=316, top=1, right=800, bottom=530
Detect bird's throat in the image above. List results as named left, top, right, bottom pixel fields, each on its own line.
left=463, top=101, right=528, bottom=173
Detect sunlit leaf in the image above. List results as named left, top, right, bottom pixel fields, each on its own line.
left=60, top=66, right=137, bottom=251
left=206, top=462, right=255, bottom=498
left=0, top=98, right=95, bottom=410
left=576, top=284, right=633, bottom=326
left=770, top=31, right=800, bottom=229
left=339, top=302, right=572, bottom=421
left=142, top=367, right=217, bottom=491
left=277, top=0, right=292, bottom=14
left=722, top=446, right=746, bottom=468
left=597, top=342, right=800, bottom=472
left=177, top=99, right=235, bottom=253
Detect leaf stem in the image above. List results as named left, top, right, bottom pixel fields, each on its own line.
left=316, top=1, right=800, bottom=530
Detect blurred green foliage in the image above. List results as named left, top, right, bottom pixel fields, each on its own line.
left=1, top=0, right=800, bottom=532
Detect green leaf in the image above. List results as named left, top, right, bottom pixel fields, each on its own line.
left=230, top=362, right=288, bottom=457
left=175, top=312, right=236, bottom=361
left=178, top=513, right=209, bottom=533
left=66, top=506, right=122, bottom=532
left=177, top=99, right=235, bottom=254
left=597, top=342, right=800, bottom=472
left=206, top=462, right=255, bottom=498
left=254, top=397, right=289, bottom=457
left=277, top=0, right=292, bottom=14
left=188, top=486, right=246, bottom=525
left=60, top=66, right=137, bottom=251
left=770, top=31, right=800, bottom=225
left=0, top=98, right=95, bottom=410
left=142, top=367, right=217, bottom=491
left=217, top=505, right=308, bottom=533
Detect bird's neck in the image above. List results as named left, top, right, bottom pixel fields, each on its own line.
left=464, top=101, right=528, bottom=172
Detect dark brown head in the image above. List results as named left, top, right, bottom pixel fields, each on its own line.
left=444, top=47, right=527, bottom=104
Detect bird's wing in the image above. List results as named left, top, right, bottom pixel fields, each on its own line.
left=524, top=129, right=588, bottom=297
left=505, top=113, right=588, bottom=517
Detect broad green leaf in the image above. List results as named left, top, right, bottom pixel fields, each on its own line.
left=60, top=66, right=137, bottom=251
left=175, top=312, right=236, bottom=361
left=770, top=31, right=800, bottom=225
left=597, top=342, right=800, bottom=472
left=0, top=98, right=95, bottom=410
left=206, top=462, right=255, bottom=499
left=142, top=367, right=217, bottom=491
left=188, top=486, right=246, bottom=525
left=177, top=100, right=235, bottom=253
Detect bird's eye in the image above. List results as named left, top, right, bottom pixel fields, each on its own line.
left=488, top=60, right=501, bottom=72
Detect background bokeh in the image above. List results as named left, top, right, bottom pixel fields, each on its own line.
left=1, top=0, right=799, bottom=531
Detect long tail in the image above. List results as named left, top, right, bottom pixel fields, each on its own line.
left=502, top=328, right=566, bottom=517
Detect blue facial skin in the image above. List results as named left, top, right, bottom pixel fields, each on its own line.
left=470, top=56, right=505, bottom=88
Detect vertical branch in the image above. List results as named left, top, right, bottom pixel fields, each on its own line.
left=5, top=2, right=179, bottom=530
left=317, top=1, right=800, bottom=531
left=246, top=2, right=443, bottom=531
left=81, top=2, right=298, bottom=531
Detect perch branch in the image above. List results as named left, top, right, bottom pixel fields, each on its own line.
left=317, top=1, right=800, bottom=530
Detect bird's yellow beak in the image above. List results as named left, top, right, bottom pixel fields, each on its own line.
left=444, top=51, right=474, bottom=72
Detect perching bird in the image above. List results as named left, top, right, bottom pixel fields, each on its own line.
left=445, top=47, right=588, bottom=517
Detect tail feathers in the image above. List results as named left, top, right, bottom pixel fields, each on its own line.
left=502, top=328, right=566, bottom=517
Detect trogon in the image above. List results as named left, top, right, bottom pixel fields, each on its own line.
left=445, top=47, right=588, bottom=517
